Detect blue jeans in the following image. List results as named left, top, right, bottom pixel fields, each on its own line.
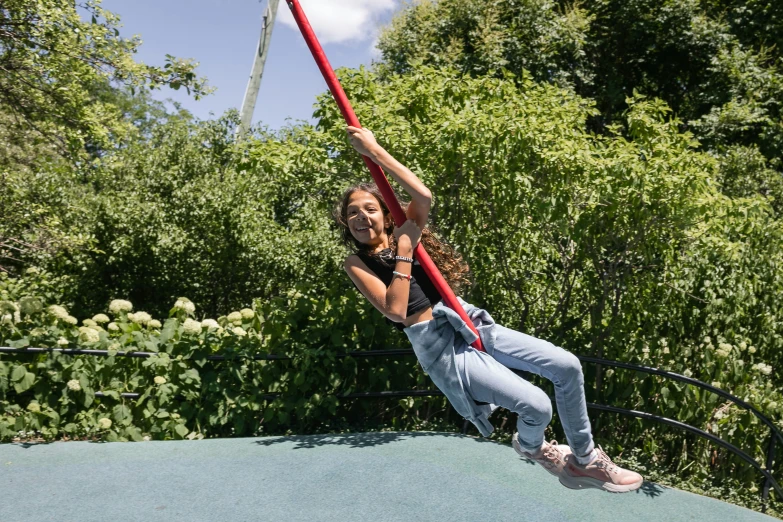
left=456, top=325, right=595, bottom=458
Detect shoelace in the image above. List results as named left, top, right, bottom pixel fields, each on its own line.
left=541, top=440, right=564, bottom=465
left=594, top=447, right=619, bottom=474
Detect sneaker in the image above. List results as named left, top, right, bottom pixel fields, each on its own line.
left=512, top=433, right=572, bottom=478
left=559, top=446, right=644, bottom=493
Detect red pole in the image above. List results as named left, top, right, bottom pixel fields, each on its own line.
left=285, top=0, right=484, bottom=351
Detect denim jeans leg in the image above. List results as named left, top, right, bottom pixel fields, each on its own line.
left=489, top=325, right=595, bottom=458
left=456, top=346, right=553, bottom=452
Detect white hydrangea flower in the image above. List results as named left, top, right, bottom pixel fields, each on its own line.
left=182, top=318, right=202, bottom=335
left=174, top=298, right=196, bottom=315
left=48, top=304, right=68, bottom=319
left=107, top=322, right=119, bottom=332
left=1, top=314, right=12, bottom=325
left=715, top=347, right=731, bottom=358
left=227, top=311, right=242, bottom=324
left=109, top=299, right=133, bottom=314
left=13, top=311, right=21, bottom=323
left=92, top=314, right=110, bottom=324
left=130, top=311, right=152, bottom=325
left=760, top=364, right=772, bottom=376
left=148, top=319, right=162, bottom=329
left=749, top=346, right=757, bottom=354
left=232, top=326, right=247, bottom=337
left=663, top=347, right=670, bottom=354
left=240, top=308, right=254, bottom=320
left=98, top=418, right=112, bottom=430
left=30, top=327, right=47, bottom=337
left=683, top=369, right=693, bottom=378
left=64, top=315, right=78, bottom=325
left=18, top=297, right=43, bottom=315
left=768, top=401, right=778, bottom=411
left=143, top=436, right=151, bottom=442
left=67, top=379, right=81, bottom=391
left=738, top=341, right=747, bottom=351
left=154, top=376, right=167, bottom=385
left=711, top=381, right=721, bottom=388
left=78, top=327, right=100, bottom=343
left=57, top=337, right=68, bottom=346
left=201, top=319, right=219, bottom=330
left=0, top=300, right=18, bottom=314
left=83, top=319, right=97, bottom=327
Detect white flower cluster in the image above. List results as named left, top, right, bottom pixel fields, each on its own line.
left=98, top=418, right=112, bottom=430
left=83, top=319, right=97, bottom=327
left=0, top=300, right=17, bottom=314
left=57, top=337, right=68, bottom=346
left=154, top=376, right=167, bottom=385
left=128, top=311, right=152, bottom=325
left=148, top=319, right=162, bottom=329
left=67, top=379, right=81, bottom=391
left=108, top=322, right=119, bottom=332
left=752, top=363, right=773, bottom=376
left=715, top=342, right=733, bottom=358
left=174, top=298, right=196, bottom=315
left=48, top=305, right=68, bottom=319
left=109, top=299, right=133, bottom=314
left=19, top=297, right=42, bottom=315
left=232, top=326, right=247, bottom=337
left=227, top=311, right=242, bottom=324
left=78, top=327, right=100, bottom=343
left=182, top=319, right=202, bottom=335
left=92, top=314, right=110, bottom=324
left=240, top=308, right=254, bottom=320
left=201, top=319, right=219, bottom=330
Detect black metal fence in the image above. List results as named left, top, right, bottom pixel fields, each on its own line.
left=1, top=345, right=780, bottom=512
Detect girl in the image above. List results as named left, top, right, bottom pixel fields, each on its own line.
left=337, top=126, right=643, bottom=493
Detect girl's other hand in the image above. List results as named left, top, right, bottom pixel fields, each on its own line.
left=394, top=219, right=422, bottom=251
left=346, top=126, right=380, bottom=157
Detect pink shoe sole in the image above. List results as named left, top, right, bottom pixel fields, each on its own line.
left=559, top=469, right=643, bottom=493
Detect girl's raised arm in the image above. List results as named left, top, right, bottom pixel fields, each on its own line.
left=346, top=126, right=432, bottom=229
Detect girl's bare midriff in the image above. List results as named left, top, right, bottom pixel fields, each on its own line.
left=402, top=306, right=434, bottom=328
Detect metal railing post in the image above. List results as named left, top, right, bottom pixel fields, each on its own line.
left=762, top=432, right=777, bottom=512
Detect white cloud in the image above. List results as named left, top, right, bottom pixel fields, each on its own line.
left=278, top=0, right=397, bottom=45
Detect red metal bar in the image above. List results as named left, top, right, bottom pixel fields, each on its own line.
left=285, top=0, right=484, bottom=351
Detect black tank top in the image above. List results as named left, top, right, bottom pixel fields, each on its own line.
left=355, top=249, right=442, bottom=330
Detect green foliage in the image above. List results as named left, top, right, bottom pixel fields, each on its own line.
left=0, top=0, right=210, bottom=158
left=0, top=269, right=447, bottom=442
left=377, top=0, right=783, bottom=210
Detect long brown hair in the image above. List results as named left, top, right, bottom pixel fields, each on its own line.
left=333, top=183, right=471, bottom=293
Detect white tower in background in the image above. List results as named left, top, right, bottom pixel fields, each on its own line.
left=238, top=0, right=280, bottom=138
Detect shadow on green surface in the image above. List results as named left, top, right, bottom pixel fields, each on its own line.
left=254, top=430, right=495, bottom=449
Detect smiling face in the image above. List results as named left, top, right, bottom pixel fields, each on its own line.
left=345, top=190, right=393, bottom=251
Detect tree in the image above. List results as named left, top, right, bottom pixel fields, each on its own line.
left=0, top=0, right=210, bottom=158
left=377, top=0, right=783, bottom=212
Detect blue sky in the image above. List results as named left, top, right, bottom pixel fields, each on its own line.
left=101, top=0, right=401, bottom=130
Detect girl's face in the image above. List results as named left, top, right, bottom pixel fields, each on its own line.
left=346, top=191, right=392, bottom=249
